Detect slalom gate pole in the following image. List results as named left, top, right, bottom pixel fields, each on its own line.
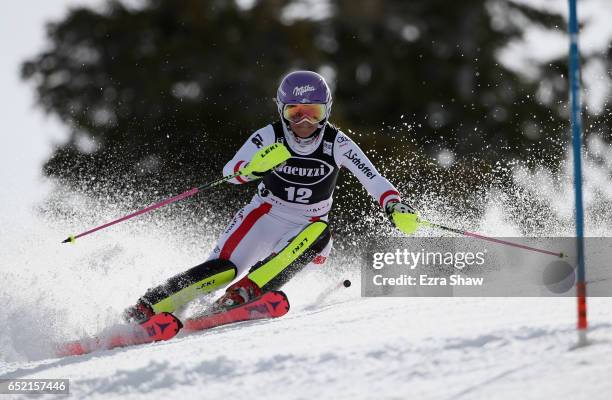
left=419, top=220, right=565, bottom=258
left=61, top=171, right=241, bottom=244
left=567, top=0, right=588, bottom=346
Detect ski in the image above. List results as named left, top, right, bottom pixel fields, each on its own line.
left=184, top=290, right=290, bottom=332
left=57, top=312, right=183, bottom=357
left=56, top=291, right=289, bottom=357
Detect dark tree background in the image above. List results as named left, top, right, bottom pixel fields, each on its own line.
left=23, top=0, right=582, bottom=219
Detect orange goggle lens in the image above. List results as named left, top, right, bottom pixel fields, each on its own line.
left=283, top=104, right=327, bottom=123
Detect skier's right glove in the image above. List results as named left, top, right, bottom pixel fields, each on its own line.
left=386, top=201, right=420, bottom=236
left=241, top=166, right=267, bottom=181
left=239, top=143, right=291, bottom=180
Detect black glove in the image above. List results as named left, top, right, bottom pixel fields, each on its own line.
left=385, top=201, right=417, bottom=217
left=385, top=201, right=420, bottom=235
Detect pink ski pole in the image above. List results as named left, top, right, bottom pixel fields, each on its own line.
left=62, top=170, right=241, bottom=243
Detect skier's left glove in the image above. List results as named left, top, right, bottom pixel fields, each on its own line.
left=385, top=201, right=420, bottom=236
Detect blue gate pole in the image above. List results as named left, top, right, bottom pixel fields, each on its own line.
left=567, top=0, right=588, bottom=346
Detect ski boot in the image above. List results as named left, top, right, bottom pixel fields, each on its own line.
left=123, top=299, right=155, bottom=323
left=212, top=275, right=262, bottom=311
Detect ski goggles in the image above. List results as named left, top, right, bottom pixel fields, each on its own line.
left=282, top=103, right=327, bottom=124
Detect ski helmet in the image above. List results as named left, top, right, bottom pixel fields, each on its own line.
left=275, top=70, right=332, bottom=139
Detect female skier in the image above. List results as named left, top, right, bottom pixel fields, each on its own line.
left=124, top=70, right=418, bottom=322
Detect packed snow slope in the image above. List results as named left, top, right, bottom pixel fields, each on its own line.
left=1, top=138, right=612, bottom=399
left=1, top=283, right=612, bottom=399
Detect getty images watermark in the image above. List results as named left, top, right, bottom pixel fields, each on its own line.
left=361, top=237, right=612, bottom=297
left=372, top=247, right=487, bottom=287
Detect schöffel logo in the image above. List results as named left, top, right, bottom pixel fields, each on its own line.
left=273, top=157, right=333, bottom=185
left=343, top=149, right=377, bottom=179
left=293, top=85, right=316, bottom=96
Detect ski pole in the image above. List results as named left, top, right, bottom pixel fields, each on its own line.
left=62, top=143, right=291, bottom=244
left=418, top=220, right=565, bottom=258
left=61, top=172, right=238, bottom=244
